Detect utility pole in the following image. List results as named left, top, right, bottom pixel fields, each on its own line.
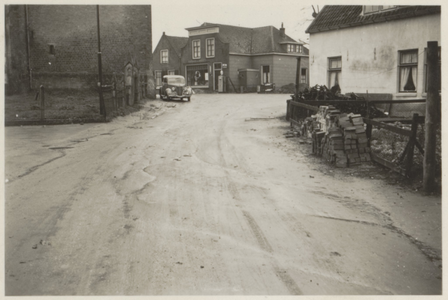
left=97, top=5, right=106, bottom=117
left=423, top=41, right=440, bottom=194
left=24, top=5, right=32, bottom=91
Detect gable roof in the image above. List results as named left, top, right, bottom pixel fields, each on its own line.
left=164, top=35, right=189, bottom=57
left=188, top=22, right=308, bottom=55
left=306, top=5, right=441, bottom=34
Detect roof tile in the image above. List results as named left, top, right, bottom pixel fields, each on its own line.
left=306, top=5, right=441, bottom=34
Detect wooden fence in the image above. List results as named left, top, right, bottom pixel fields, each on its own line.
left=102, top=73, right=148, bottom=117
left=286, top=98, right=426, bottom=177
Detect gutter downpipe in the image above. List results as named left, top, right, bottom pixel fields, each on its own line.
left=24, top=5, right=32, bottom=90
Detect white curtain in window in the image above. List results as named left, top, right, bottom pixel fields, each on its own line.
left=401, top=52, right=418, bottom=64
left=400, top=67, right=410, bottom=91
left=400, top=66, right=417, bottom=91
left=411, top=66, right=417, bottom=88
left=329, top=71, right=341, bottom=88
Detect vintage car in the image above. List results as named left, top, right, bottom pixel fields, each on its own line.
left=159, top=75, right=192, bottom=101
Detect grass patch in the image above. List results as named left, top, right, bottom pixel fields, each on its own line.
left=5, top=89, right=145, bottom=123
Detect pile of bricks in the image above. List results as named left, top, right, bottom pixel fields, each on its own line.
left=312, top=106, right=371, bottom=167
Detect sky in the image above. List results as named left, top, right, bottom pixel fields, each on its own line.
left=150, top=0, right=317, bottom=52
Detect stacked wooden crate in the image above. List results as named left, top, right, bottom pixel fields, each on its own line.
left=349, top=113, right=372, bottom=164
left=312, top=109, right=372, bottom=167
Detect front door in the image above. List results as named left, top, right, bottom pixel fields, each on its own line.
left=262, top=65, right=270, bottom=84
left=214, top=63, right=222, bottom=91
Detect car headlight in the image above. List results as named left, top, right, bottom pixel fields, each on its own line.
left=183, top=86, right=192, bottom=95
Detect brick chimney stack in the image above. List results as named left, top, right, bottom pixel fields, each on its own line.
left=280, top=23, right=285, bottom=38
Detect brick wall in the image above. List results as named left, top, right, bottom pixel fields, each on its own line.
left=271, top=55, right=309, bottom=91
left=26, top=5, right=152, bottom=90
left=181, top=33, right=230, bottom=91
left=153, top=36, right=182, bottom=75
left=228, top=55, right=252, bottom=91
left=5, top=5, right=29, bottom=95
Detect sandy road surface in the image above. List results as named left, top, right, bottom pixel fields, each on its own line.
left=5, top=94, right=441, bottom=295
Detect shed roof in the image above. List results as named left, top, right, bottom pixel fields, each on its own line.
left=306, top=5, right=441, bottom=34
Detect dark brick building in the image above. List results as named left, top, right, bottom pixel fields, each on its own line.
left=153, top=22, right=309, bottom=93
left=152, top=32, right=188, bottom=87
left=5, top=5, right=153, bottom=93
left=5, top=5, right=30, bottom=95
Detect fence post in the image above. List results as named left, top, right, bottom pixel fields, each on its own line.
left=405, top=113, right=419, bottom=178
left=295, top=57, right=301, bottom=100
left=286, top=99, right=291, bottom=121
left=423, top=41, right=440, bottom=194
left=113, top=80, right=117, bottom=110
left=40, top=85, right=45, bottom=121
left=366, top=100, right=372, bottom=146
left=290, top=102, right=294, bottom=127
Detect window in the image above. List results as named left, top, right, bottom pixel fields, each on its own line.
left=287, top=44, right=302, bottom=53
left=155, top=71, right=162, bottom=87
left=364, top=6, right=396, bottom=14
left=425, top=47, right=441, bottom=93
left=49, top=44, right=55, bottom=55
left=192, top=40, right=201, bottom=59
left=328, top=57, right=341, bottom=88
left=160, top=50, right=168, bottom=63
left=186, top=65, right=209, bottom=87
left=168, top=70, right=176, bottom=75
left=262, top=65, right=270, bottom=83
left=301, top=68, right=307, bottom=84
left=398, top=50, right=418, bottom=92
left=206, top=38, right=215, bottom=58
left=287, top=44, right=303, bottom=53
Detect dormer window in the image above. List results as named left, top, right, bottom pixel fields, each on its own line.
left=287, top=44, right=303, bottom=53
left=364, top=6, right=396, bottom=14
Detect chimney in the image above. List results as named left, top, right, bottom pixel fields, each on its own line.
left=280, top=23, right=285, bottom=38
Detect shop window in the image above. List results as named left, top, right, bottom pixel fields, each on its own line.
left=424, top=46, right=441, bottom=93
left=398, top=49, right=418, bottom=92
left=206, top=38, right=215, bottom=58
left=262, top=65, right=270, bottom=83
left=328, top=57, right=341, bottom=88
left=187, top=65, right=209, bottom=87
left=160, top=50, right=168, bottom=63
left=192, top=40, right=201, bottom=59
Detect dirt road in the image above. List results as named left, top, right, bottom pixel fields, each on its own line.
left=5, top=94, right=442, bottom=295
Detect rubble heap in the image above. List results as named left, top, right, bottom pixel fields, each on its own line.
left=294, top=84, right=387, bottom=118
left=311, top=105, right=371, bottom=168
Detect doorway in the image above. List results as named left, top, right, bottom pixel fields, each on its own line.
left=214, top=62, right=222, bottom=91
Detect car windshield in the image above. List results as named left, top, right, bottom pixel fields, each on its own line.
left=167, top=77, right=185, bottom=85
